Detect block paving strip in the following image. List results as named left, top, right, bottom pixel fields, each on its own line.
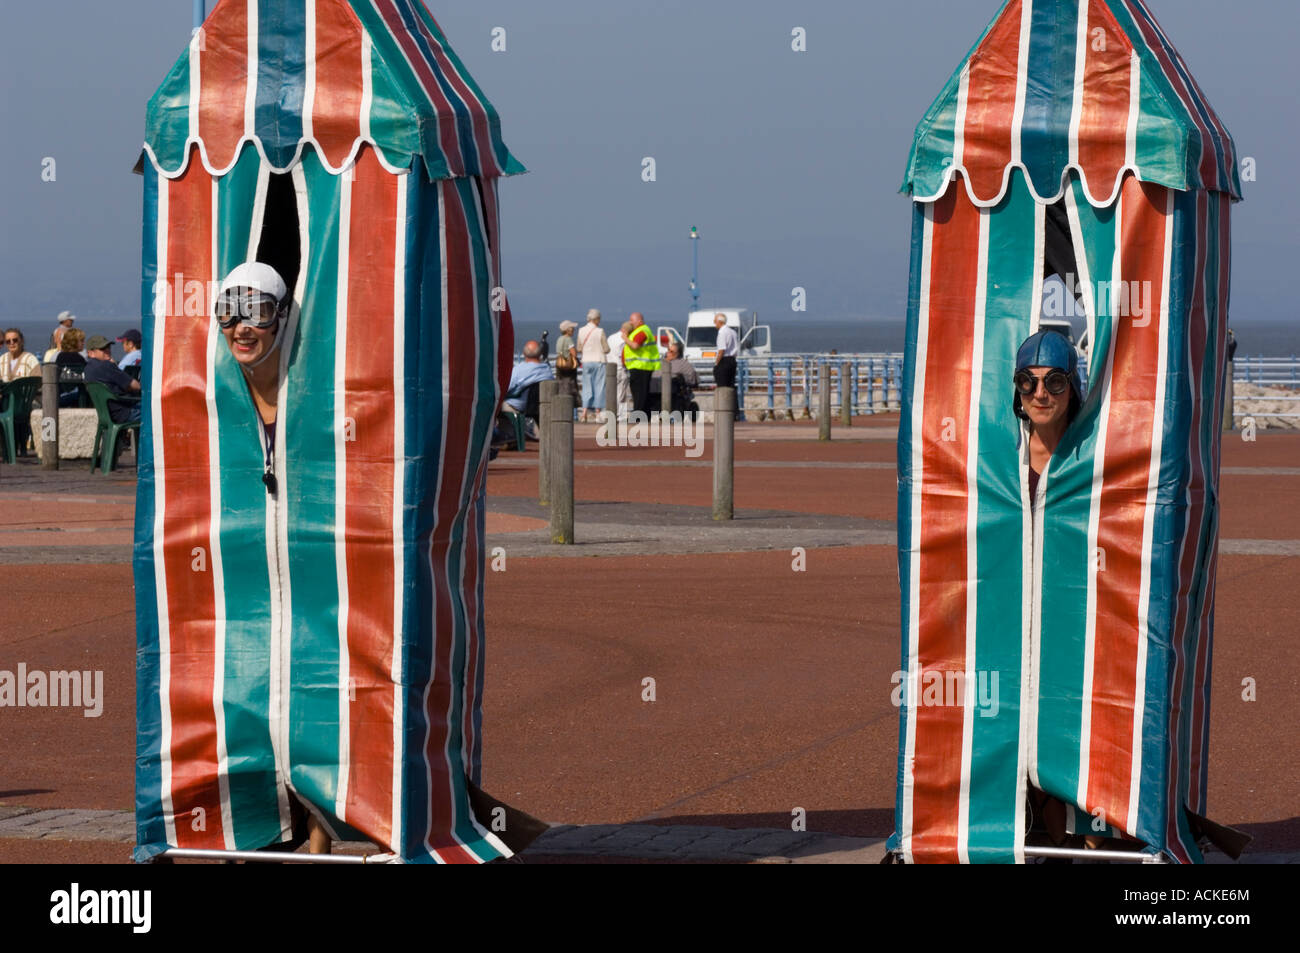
left=1, top=806, right=1290, bottom=863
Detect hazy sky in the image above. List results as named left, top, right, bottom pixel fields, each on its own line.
left=1, top=0, right=1294, bottom=327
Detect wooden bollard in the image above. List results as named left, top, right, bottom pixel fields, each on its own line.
left=840, top=361, right=852, bottom=427
left=549, top=390, right=575, bottom=543
left=604, top=362, right=619, bottom=444
left=538, top=380, right=556, bottom=506
left=41, top=362, right=59, bottom=470
left=713, top=386, right=735, bottom=521
left=818, top=363, right=831, bottom=441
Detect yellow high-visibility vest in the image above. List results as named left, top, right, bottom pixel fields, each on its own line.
left=623, top=324, right=661, bottom=371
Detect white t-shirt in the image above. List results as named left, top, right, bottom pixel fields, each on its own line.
left=606, top=331, right=624, bottom=363
left=715, top=324, right=739, bottom=357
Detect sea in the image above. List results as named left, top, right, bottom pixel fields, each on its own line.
left=11, top=315, right=1300, bottom=360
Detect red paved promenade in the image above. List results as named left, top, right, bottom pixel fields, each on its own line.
left=1, top=416, right=1296, bottom=861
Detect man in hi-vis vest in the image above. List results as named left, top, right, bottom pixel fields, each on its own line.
left=623, top=312, right=660, bottom=416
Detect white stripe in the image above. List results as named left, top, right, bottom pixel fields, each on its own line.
left=1126, top=52, right=1140, bottom=174
left=900, top=204, right=934, bottom=865
left=1023, top=201, right=1047, bottom=815
left=1067, top=0, right=1088, bottom=171
left=333, top=165, right=353, bottom=821
left=207, top=178, right=236, bottom=850
left=152, top=179, right=178, bottom=848
left=1128, top=188, right=1173, bottom=833
left=390, top=173, right=407, bottom=853
left=957, top=209, right=989, bottom=864
left=360, top=31, right=374, bottom=143
left=302, top=0, right=317, bottom=143
left=1078, top=189, right=1126, bottom=809
left=951, top=66, right=969, bottom=180
left=1008, top=0, right=1033, bottom=168
left=244, top=0, right=258, bottom=140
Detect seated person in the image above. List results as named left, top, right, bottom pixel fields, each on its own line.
left=55, top=327, right=87, bottom=408
left=664, top=341, right=700, bottom=418
left=83, top=334, right=142, bottom=423
left=497, top=339, right=554, bottom=442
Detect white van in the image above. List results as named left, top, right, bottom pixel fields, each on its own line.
left=669, top=309, right=771, bottom=362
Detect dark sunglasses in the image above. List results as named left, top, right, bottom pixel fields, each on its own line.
left=1014, top=369, right=1070, bottom=396
left=3, top=338, right=20, bottom=345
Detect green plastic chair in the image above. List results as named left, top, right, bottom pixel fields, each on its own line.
left=85, top=382, right=141, bottom=474
left=0, top=376, right=41, bottom=463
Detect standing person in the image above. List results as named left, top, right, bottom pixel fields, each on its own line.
left=554, top=319, right=579, bottom=399
left=214, top=261, right=330, bottom=855
left=607, top=321, right=631, bottom=418
left=83, top=334, right=142, bottom=423
left=623, top=312, right=660, bottom=416
left=1011, top=329, right=1098, bottom=855
left=577, top=309, right=609, bottom=422
left=117, top=329, right=143, bottom=373
left=1, top=329, right=40, bottom=382
left=713, top=312, right=738, bottom=389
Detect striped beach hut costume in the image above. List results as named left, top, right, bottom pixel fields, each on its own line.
left=134, top=0, right=526, bottom=862
left=891, top=0, right=1241, bottom=863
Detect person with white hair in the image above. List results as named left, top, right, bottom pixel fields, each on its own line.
left=554, top=318, right=579, bottom=399
left=577, top=308, right=609, bottom=422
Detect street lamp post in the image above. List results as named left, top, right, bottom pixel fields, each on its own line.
left=689, top=225, right=700, bottom=310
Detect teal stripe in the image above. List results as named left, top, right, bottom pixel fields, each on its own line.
left=1021, top=0, right=1077, bottom=199
left=965, top=170, right=1035, bottom=862
left=1037, top=175, right=1116, bottom=804
left=212, top=147, right=286, bottom=850
left=143, top=45, right=192, bottom=174
left=285, top=150, right=344, bottom=811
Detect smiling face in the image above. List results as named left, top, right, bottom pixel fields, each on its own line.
left=1018, top=365, right=1071, bottom=430
left=222, top=318, right=279, bottom=369
left=4, top=331, right=22, bottom=354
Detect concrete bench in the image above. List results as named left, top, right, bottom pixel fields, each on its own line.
left=29, top=408, right=99, bottom=461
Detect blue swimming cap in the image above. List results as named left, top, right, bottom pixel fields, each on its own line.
left=1013, top=329, right=1083, bottom=420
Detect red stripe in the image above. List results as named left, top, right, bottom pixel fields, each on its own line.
left=160, top=157, right=226, bottom=849
left=375, top=0, right=466, bottom=176
left=961, top=0, right=1023, bottom=203
left=196, top=0, right=248, bottom=171
left=407, top=13, right=500, bottom=176
left=1077, top=0, right=1133, bottom=199
left=461, top=468, right=483, bottom=779
left=1086, top=176, right=1168, bottom=832
left=422, top=180, right=478, bottom=863
left=341, top=147, right=398, bottom=846
left=311, top=0, right=365, bottom=168
left=909, top=182, right=979, bottom=862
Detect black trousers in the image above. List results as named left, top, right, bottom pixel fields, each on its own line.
left=714, top=355, right=737, bottom=389
left=628, top=368, right=654, bottom=415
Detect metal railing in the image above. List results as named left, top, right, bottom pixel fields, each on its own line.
left=736, top=353, right=904, bottom=420
left=1231, top=355, right=1300, bottom=420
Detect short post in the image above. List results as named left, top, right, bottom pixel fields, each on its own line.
left=818, top=362, right=831, bottom=441
left=800, top=358, right=812, bottom=419
left=41, top=363, right=59, bottom=470
left=538, top=380, right=556, bottom=506
left=603, top=365, right=619, bottom=444
left=713, top=386, right=735, bottom=520
left=840, top=361, right=852, bottom=428
left=1222, top=360, right=1235, bottom=432
left=660, top=364, right=672, bottom=424
left=549, top=390, right=574, bottom=543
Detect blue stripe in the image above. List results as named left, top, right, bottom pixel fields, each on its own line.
left=1020, top=0, right=1077, bottom=199
left=254, top=0, right=306, bottom=168
left=391, top=0, right=482, bottom=174
left=133, top=162, right=166, bottom=859
left=400, top=159, right=442, bottom=860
